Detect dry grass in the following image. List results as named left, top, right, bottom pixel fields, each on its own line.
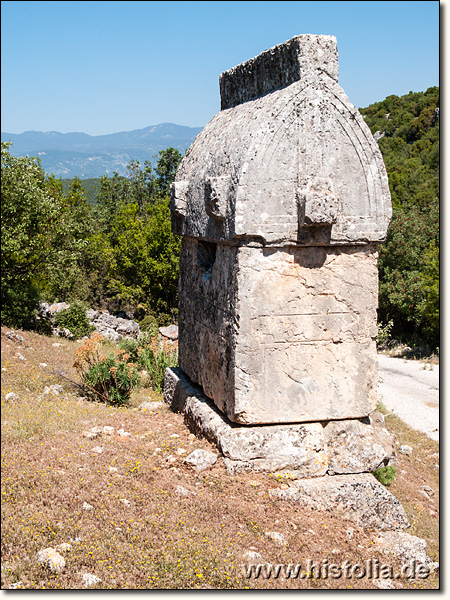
left=1, top=327, right=439, bottom=589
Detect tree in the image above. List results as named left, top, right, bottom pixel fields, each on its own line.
left=86, top=149, right=182, bottom=320
left=1, top=142, right=63, bottom=326
left=38, top=177, right=95, bottom=303
left=154, top=148, right=182, bottom=195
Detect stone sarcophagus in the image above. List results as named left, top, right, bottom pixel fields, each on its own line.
left=169, top=35, right=391, bottom=427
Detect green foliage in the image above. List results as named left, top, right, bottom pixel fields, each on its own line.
left=139, top=314, right=160, bottom=336
left=360, top=88, right=439, bottom=348
left=360, top=87, right=438, bottom=210
left=61, top=178, right=101, bottom=206
left=54, top=301, right=95, bottom=340
left=118, top=335, right=178, bottom=393
left=73, top=333, right=140, bottom=406
left=1, top=142, right=62, bottom=326
left=1, top=142, right=181, bottom=328
left=90, top=150, right=181, bottom=318
left=1, top=279, right=40, bottom=329
left=372, top=465, right=397, bottom=487
left=377, top=200, right=439, bottom=347
left=83, top=354, right=141, bottom=406
left=38, top=177, right=95, bottom=304
left=376, top=320, right=394, bottom=348
left=154, top=148, right=182, bottom=195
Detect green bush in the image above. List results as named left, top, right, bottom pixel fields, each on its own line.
left=54, top=301, right=95, bottom=339
left=1, top=279, right=40, bottom=329
left=118, top=334, right=178, bottom=392
left=139, top=314, right=160, bottom=336
left=372, top=465, right=397, bottom=487
left=376, top=320, right=394, bottom=348
left=34, top=317, right=53, bottom=336
left=82, top=354, right=141, bottom=406
left=73, top=332, right=140, bottom=406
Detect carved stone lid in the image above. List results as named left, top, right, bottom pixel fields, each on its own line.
left=170, top=35, right=391, bottom=246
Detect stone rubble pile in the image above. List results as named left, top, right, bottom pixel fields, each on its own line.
left=37, top=302, right=179, bottom=343
left=38, top=302, right=141, bottom=342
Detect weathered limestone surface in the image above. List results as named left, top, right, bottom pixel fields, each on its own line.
left=179, top=241, right=379, bottom=424
left=324, top=418, right=396, bottom=475
left=164, top=368, right=395, bottom=476
left=269, top=474, right=410, bottom=530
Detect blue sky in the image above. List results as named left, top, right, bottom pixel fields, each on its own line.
left=1, top=0, right=440, bottom=135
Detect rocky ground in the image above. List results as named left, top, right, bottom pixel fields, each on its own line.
left=1, top=327, right=439, bottom=590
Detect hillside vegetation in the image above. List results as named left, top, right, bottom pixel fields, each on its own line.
left=359, top=86, right=439, bottom=350
left=61, top=179, right=101, bottom=206
left=1, top=87, right=439, bottom=348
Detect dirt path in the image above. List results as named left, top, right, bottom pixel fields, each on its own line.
left=377, top=354, right=439, bottom=442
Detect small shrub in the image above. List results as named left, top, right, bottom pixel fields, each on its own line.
left=34, top=317, right=53, bottom=336
left=54, top=301, right=94, bottom=340
left=376, top=319, right=394, bottom=348
left=139, top=314, right=160, bottom=336
left=73, top=332, right=140, bottom=405
left=372, top=465, right=397, bottom=487
left=118, top=334, right=178, bottom=393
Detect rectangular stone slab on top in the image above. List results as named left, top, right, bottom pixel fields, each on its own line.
left=170, top=34, right=392, bottom=426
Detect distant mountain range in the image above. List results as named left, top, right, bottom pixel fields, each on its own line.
left=1, top=123, right=203, bottom=179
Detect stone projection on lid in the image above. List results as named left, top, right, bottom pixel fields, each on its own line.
left=168, top=34, right=392, bottom=427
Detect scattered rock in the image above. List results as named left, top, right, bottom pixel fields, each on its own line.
left=8, top=582, right=24, bottom=589
left=374, top=530, right=433, bottom=566
left=184, top=449, right=217, bottom=472
left=159, top=324, right=179, bottom=340
left=70, top=536, right=82, bottom=544
left=374, top=578, right=394, bottom=589
left=102, top=426, right=115, bottom=436
left=176, top=448, right=187, bottom=455
left=109, top=467, right=118, bottom=473
left=324, top=417, right=396, bottom=474
left=92, top=446, right=104, bottom=454
left=43, top=384, right=64, bottom=396
left=265, top=531, right=287, bottom=546
left=346, top=527, right=355, bottom=540
left=119, top=498, right=131, bottom=508
left=117, top=429, right=131, bottom=437
left=429, top=562, right=439, bottom=573
left=5, top=392, right=19, bottom=401
left=6, top=331, right=25, bottom=343
left=242, top=550, right=263, bottom=561
left=39, top=363, right=48, bottom=368
left=175, top=485, right=195, bottom=497
left=398, top=445, right=413, bottom=456
left=83, top=502, right=94, bottom=511
left=52, top=343, right=62, bottom=348
left=269, top=487, right=301, bottom=502
left=36, top=548, right=65, bottom=573
left=138, top=401, right=165, bottom=412
left=82, top=573, right=102, bottom=587
left=16, top=352, right=26, bottom=361
left=271, top=474, right=410, bottom=530
left=421, top=485, right=435, bottom=497
left=82, top=431, right=100, bottom=440
left=88, top=310, right=140, bottom=342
